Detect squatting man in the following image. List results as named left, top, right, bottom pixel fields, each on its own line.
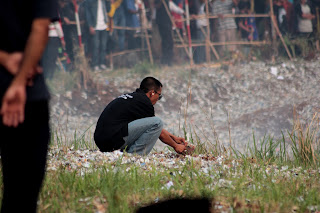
left=94, top=77, right=193, bottom=155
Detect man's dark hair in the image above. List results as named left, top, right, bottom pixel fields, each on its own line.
left=140, top=77, right=163, bottom=93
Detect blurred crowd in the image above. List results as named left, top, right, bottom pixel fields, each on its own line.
left=42, top=0, right=320, bottom=78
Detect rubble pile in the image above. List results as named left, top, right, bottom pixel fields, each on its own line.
left=50, top=58, right=320, bottom=151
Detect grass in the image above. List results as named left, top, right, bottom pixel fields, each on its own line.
left=29, top=98, right=319, bottom=212
left=4, top=110, right=316, bottom=213
left=36, top=147, right=320, bottom=213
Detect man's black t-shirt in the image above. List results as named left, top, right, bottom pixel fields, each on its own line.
left=0, top=0, right=58, bottom=103
left=94, top=89, right=155, bottom=152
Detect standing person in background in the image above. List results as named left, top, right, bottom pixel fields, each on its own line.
left=85, top=0, right=109, bottom=71
left=124, top=0, right=140, bottom=49
left=212, top=0, right=239, bottom=56
left=0, top=0, right=57, bottom=212
left=193, top=0, right=209, bottom=64
left=155, top=0, right=183, bottom=66
left=42, top=21, right=66, bottom=79
left=109, top=0, right=127, bottom=51
left=295, top=0, right=315, bottom=36
left=78, top=0, right=91, bottom=58
left=59, top=0, right=78, bottom=67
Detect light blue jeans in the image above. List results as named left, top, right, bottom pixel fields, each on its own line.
left=120, top=117, right=163, bottom=156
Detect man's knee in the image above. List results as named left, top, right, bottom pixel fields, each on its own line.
left=152, top=117, right=163, bottom=130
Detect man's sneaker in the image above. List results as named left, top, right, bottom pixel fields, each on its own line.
left=100, top=64, right=107, bottom=70
left=94, top=66, right=100, bottom=71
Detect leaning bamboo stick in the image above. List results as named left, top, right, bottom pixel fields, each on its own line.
left=200, top=26, right=220, bottom=60
left=161, top=0, right=194, bottom=65
left=107, top=48, right=148, bottom=57
left=178, top=13, right=270, bottom=22
left=113, top=26, right=151, bottom=30
left=176, top=40, right=270, bottom=47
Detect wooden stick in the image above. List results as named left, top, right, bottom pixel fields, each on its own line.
left=144, top=28, right=154, bottom=64
left=140, top=5, right=154, bottom=64
left=269, top=0, right=277, bottom=61
left=161, top=0, right=194, bottom=65
left=176, top=40, right=270, bottom=47
left=200, top=26, right=220, bottom=60
left=178, top=13, right=271, bottom=22
left=269, top=0, right=293, bottom=60
left=205, top=0, right=211, bottom=63
left=107, top=48, right=148, bottom=57
left=112, top=26, right=151, bottom=30
left=316, top=7, right=320, bottom=36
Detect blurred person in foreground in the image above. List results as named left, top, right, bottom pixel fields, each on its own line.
left=0, top=0, right=57, bottom=212
left=94, top=77, right=192, bottom=156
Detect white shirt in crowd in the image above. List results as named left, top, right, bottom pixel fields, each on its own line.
left=298, top=4, right=313, bottom=33
left=197, top=3, right=208, bottom=28
left=49, top=21, right=64, bottom=38
left=95, top=0, right=107, bottom=30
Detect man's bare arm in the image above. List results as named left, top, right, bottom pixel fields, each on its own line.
left=1, top=18, right=51, bottom=127
left=159, top=129, right=186, bottom=154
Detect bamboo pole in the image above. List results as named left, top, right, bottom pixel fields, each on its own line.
left=200, top=26, right=220, bottom=60
left=178, top=13, right=271, bottom=22
left=205, top=0, right=211, bottom=63
left=107, top=48, right=148, bottom=57
left=161, top=0, right=194, bottom=65
left=316, top=7, right=320, bottom=51
left=269, top=0, right=277, bottom=62
left=144, top=28, right=154, bottom=64
left=140, top=3, right=154, bottom=64
left=185, top=0, right=193, bottom=61
left=176, top=40, right=270, bottom=47
left=269, top=0, right=292, bottom=60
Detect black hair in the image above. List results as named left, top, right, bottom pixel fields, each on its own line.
left=140, top=77, right=163, bottom=93
left=238, top=1, right=251, bottom=10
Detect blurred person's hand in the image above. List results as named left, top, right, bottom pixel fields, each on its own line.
left=89, top=27, right=96, bottom=35
left=218, top=14, right=224, bottom=19
left=3, top=52, right=42, bottom=84
left=1, top=77, right=27, bottom=127
left=3, top=52, right=23, bottom=75
left=61, top=40, right=66, bottom=48
left=64, top=17, right=71, bottom=25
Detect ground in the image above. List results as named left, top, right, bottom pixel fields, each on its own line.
left=49, top=57, right=320, bottom=151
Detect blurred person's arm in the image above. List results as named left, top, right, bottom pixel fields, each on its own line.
left=169, top=1, right=184, bottom=15
left=1, top=18, right=51, bottom=127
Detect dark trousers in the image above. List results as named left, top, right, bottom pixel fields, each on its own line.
left=42, top=37, right=61, bottom=79
left=92, top=30, right=108, bottom=67
left=158, top=23, right=173, bottom=65
left=0, top=101, right=50, bottom=213
left=194, top=28, right=206, bottom=64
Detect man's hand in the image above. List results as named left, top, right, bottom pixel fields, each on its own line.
left=1, top=80, right=26, bottom=127
left=172, top=135, right=187, bottom=145
left=174, top=143, right=186, bottom=154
